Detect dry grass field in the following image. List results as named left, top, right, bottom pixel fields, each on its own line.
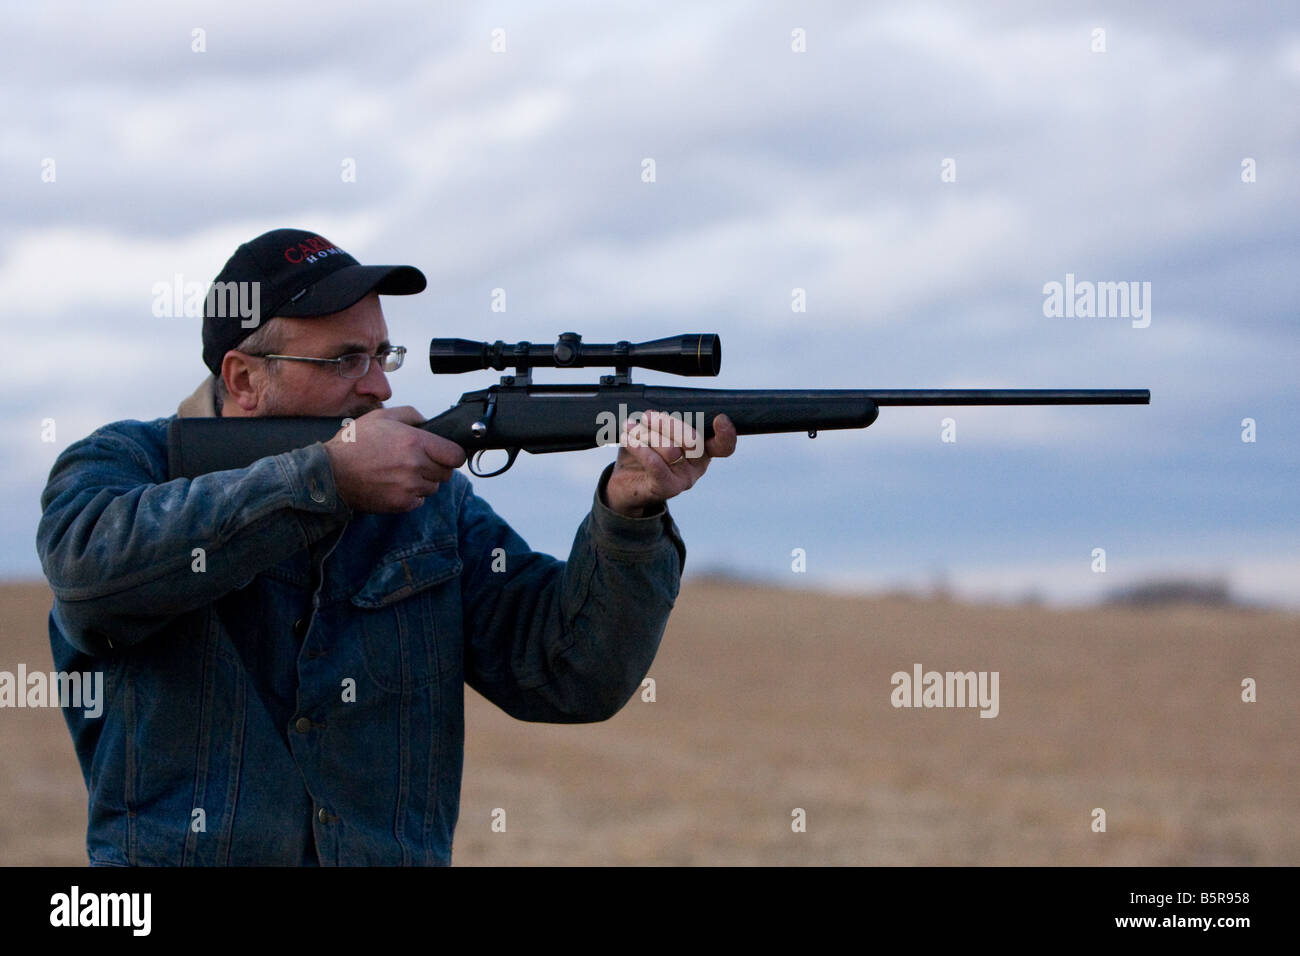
left=2, top=579, right=1296, bottom=866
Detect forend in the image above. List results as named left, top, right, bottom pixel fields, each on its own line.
left=428, top=333, right=721, bottom=377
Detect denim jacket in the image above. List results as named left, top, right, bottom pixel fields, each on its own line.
left=36, top=417, right=684, bottom=865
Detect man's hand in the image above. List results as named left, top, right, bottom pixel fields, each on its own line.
left=323, top=406, right=467, bottom=513
left=605, top=411, right=738, bottom=518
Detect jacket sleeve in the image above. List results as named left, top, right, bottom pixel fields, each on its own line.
left=458, top=462, right=686, bottom=723
left=36, top=420, right=351, bottom=656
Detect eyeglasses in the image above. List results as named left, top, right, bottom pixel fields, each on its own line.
left=248, top=345, right=406, bottom=379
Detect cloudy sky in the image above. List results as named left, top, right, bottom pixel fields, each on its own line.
left=3, top=1, right=1297, bottom=605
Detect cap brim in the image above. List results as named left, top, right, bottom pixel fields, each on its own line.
left=273, top=264, right=427, bottom=318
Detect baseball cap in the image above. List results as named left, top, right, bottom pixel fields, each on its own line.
left=201, top=228, right=426, bottom=375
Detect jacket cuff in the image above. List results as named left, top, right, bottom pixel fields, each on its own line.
left=274, top=442, right=353, bottom=538
left=589, top=462, right=684, bottom=562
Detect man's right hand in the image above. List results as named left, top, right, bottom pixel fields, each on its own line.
left=323, top=406, right=467, bottom=513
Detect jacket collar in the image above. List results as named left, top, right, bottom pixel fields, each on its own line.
left=178, top=376, right=217, bottom=418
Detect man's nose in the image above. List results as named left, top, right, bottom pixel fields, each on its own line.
left=355, top=359, right=392, bottom=402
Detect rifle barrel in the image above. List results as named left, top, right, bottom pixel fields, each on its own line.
left=863, top=389, right=1149, bottom=405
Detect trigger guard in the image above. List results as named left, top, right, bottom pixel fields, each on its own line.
left=469, top=447, right=520, bottom=478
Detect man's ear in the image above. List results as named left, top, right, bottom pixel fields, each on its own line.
left=219, top=351, right=264, bottom=416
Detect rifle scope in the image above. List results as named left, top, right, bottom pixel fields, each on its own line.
left=429, top=333, right=721, bottom=377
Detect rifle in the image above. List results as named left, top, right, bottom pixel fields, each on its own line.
left=167, top=333, right=1150, bottom=480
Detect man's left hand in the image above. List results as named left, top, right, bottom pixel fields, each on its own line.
left=604, top=411, right=738, bottom=518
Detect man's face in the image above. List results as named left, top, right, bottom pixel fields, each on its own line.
left=257, top=292, right=394, bottom=419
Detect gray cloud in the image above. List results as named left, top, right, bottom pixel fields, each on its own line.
left=2, top=0, right=1296, bottom=603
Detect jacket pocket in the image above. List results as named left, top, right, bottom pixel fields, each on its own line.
left=351, top=538, right=463, bottom=692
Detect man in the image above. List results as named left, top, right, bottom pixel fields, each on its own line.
left=37, top=228, right=736, bottom=865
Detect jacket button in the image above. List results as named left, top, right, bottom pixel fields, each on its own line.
left=293, top=618, right=308, bottom=639
left=309, top=482, right=327, bottom=504
left=294, top=717, right=312, bottom=734
left=317, top=807, right=330, bottom=823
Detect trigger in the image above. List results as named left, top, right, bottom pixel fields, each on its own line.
left=469, top=448, right=520, bottom=478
